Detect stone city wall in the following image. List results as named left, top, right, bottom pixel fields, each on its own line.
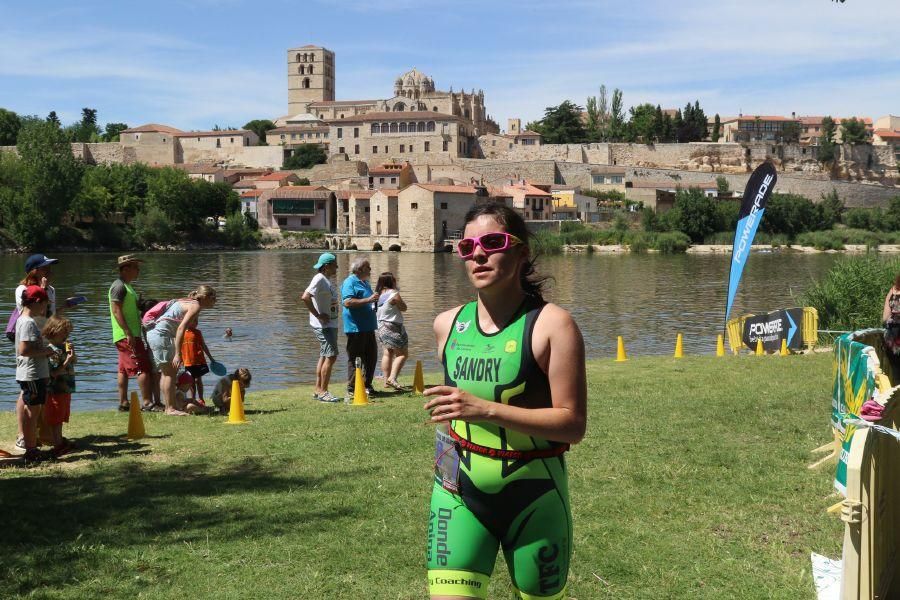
left=181, top=145, right=284, bottom=169
left=454, top=158, right=558, bottom=185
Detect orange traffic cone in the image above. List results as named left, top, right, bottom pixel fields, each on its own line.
left=127, top=391, right=145, bottom=440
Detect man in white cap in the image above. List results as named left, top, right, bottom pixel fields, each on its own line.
left=301, top=253, right=340, bottom=402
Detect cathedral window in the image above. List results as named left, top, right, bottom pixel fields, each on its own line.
left=417, top=122, right=425, bottom=132
left=372, top=124, right=380, bottom=134
left=427, top=121, right=435, bottom=132
left=408, top=122, right=415, bottom=132
left=382, top=123, right=389, bottom=133
left=424, top=142, right=430, bottom=152
left=399, top=123, right=407, bottom=133
left=303, top=78, right=310, bottom=89
left=299, top=65, right=305, bottom=74
left=309, top=64, right=314, bottom=74
left=433, top=106, right=438, bottom=112
left=390, top=123, right=398, bottom=133
left=296, top=53, right=301, bottom=62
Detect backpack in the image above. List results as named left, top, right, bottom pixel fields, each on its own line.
left=5, top=307, right=20, bottom=342
left=141, top=300, right=175, bottom=331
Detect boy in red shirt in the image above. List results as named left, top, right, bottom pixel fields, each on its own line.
left=181, top=326, right=215, bottom=403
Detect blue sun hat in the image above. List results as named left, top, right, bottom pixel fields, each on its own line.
left=313, top=253, right=337, bottom=270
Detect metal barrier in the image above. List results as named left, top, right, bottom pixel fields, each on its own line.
left=724, top=307, right=818, bottom=354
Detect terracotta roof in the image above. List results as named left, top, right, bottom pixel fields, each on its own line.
left=286, top=185, right=328, bottom=191
left=413, top=184, right=477, bottom=194
left=590, top=166, right=627, bottom=175
left=372, top=188, right=400, bottom=197
left=369, top=165, right=408, bottom=175
left=338, top=111, right=460, bottom=123
left=515, top=130, right=542, bottom=137
left=122, top=123, right=183, bottom=134
left=240, top=189, right=264, bottom=198
left=269, top=125, right=330, bottom=134
left=256, top=172, right=297, bottom=182
left=173, top=164, right=223, bottom=175
left=875, top=129, right=900, bottom=139
left=231, top=179, right=259, bottom=189
left=723, top=115, right=799, bottom=123
left=174, top=129, right=253, bottom=138
left=348, top=190, right=377, bottom=200
left=264, top=188, right=333, bottom=199
left=223, top=168, right=271, bottom=177
left=309, top=100, right=379, bottom=107
left=487, top=186, right=513, bottom=197
left=504, top=183, right=552, bottom=197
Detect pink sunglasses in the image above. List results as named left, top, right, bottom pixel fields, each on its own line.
left=457, top=232, right=523, bottom=259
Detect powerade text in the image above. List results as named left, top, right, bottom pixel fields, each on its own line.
left=733, top=173, right=774, bottom=266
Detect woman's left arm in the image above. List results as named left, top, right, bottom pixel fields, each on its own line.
left=172, top=302, right=200, bottom=368
left=391, top=292, right=408, bottom=312
left=424, top=304, right=587, bottom=444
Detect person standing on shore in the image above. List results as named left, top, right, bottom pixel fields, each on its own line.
left=423, top=202, right=587, bottom=599
left=341, top=257, right=379, bottom=399
left=108, top=255, right=154, bottom=412
left=882, top=272, right=900, bottom=377
left=301, top=253, right=340, bottom=403
left=375, top=272, right=409, bottom=391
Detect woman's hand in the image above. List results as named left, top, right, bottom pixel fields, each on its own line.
left=424, top=386, right=490, bottom=423
left=172, top=353, right=183, bottom=370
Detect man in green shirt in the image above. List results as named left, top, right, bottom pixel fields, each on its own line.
left=108, top=255, right=153, bottom=411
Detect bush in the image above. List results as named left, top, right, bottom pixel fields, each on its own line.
left=283, top=145, right=327, bottom=169
left=627, top=231, right=651, bottom=253
left=132, top=205, right=176, bottom=246
left=668, top=189, right=719, bottom=242
left=761, top=193, right=830, bottom=237
left=794, top=231, right=844, bottom=250
left=801, top=255, right=900, bottom=332
left=653, top=231, right=690, bottom=254
left=531, top=230, right=563, bottom=255
left=842, top=208, right=874, bottom=230
left=222, top=212, right=260, bottom=249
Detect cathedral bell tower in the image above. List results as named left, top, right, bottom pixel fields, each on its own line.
left=287, top=45, right=335, bottom=115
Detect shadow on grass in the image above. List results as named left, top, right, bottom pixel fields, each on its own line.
left=0, top=458, right=368, bottom=595
left=242, top=407, right=288, bottom=415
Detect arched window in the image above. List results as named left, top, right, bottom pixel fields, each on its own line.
left=299, top=65, right=305, bottom=75
left=309, top=53, right=315, bottom=61
left=381, top=122, right=389, bottom=133
left=399, top=122, right=407, bottom=133
left=303, top=78, right=310, bottom=89
left=390, top=123, right=398, bottom=133
left=295, top=53, right=301, bottom=63
left=308, top=64, right=314, bottom=74
left=464, top=108, right=471, bottom=119
left=372, top=124, right=380, bottom=134
left=417, top=122, right=425, bottom=132
left=427, top=121, right=435, bottom=132
left=393, top=102, right=405, bottom=112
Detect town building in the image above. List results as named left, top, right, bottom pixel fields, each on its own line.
left=368, top=162, right=413, bottom=189
left=257, top=187, right=336, bottom=231
left=798, top=116, right=873, bottom=145
left=287, top=45, right=335, bottom=116
left=589, top=166, right=627, bottom=192
left=174, top=164, right=224, bottom=183
left=550, top=185, right=599, bottom=221
left=718, top=115, right=802, bottom=142
left=265, top=112, right=331, bottom=158
left=626, top=181, right=718, bottom=211
left=499, top=180, right=552, bottom=220
left=873, top=116, right=900, bottom=163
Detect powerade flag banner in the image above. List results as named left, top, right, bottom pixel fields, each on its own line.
left=725, top=162, right=777, bottom=322
left=741, top=307, right=804, bottom=353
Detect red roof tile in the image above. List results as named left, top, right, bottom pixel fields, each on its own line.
left=256, top=172, right=297, bottom=182
left=875, top=129, right=900, bottom=139
left=264, top=188, right=333, bottom=199
left=414, top=184, right=477, bottom=194
left=173, top=129, right=253, bottom=138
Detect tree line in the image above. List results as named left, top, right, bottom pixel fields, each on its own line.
left=0, top=118, right=257, bottom=249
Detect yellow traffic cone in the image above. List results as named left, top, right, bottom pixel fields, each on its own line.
left=716, top=334, right=725, bottom=357
left=615, top=336, right=628, bottom=362
left=755, top=338, right=764, bottom=356
left=226, top=379, right=248, bottom=424
left=413, top=360, right=425, bottom=395
left=674, top=333, right=684, bottom=359
left=352, top=365, right=368, bottom=405
left=780, top=338, right=789, bottom=356
left=127, top=391, right=145, bottom=440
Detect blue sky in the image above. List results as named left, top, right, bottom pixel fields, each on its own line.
left=1, top=0, right=897, bottom=132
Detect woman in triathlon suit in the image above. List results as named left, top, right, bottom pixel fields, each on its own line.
left=424, top=202, right=587, bottom=600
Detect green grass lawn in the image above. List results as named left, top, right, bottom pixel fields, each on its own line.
left=0, top=354, right=843, bottom=599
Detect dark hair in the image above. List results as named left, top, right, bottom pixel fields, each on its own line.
left=137, top=298, right=158, bottom=317
left=462, top=201, right=547, bottom=300
left=375, top=272, right=397, bottom=293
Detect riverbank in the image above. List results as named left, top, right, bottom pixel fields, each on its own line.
left=564, top=243, right=900, bottom=254
left=0, top=355, right=841, bottom=598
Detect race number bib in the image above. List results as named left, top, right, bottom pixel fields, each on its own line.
left=434, top=425, right=460, bottom=494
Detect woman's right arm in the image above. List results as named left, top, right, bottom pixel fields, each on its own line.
left=390, top=291, right=408, bottom=312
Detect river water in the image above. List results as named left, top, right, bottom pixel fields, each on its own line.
left=1, top=250, right=841, bottom=411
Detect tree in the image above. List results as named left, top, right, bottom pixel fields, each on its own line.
left=841, top=118, right=869, bottom=145
left=283, top=144, right=328, bottom=169
left=675, top=101, right=707, bottom=142
left=716, top=176, right=730, bottom=195
left=819, top=116, right=837, bottom=163
left=780, top=122, right=801, bottom=143
left=244, top=119, right=276, bottom=145
left=609, top=89, right=625, bottom=142
left=712, top=114, right=721, bottom=142
left=819, top=189, right=843, bottom=229
left=46, top=111, right=60, bottom=127
left=597, top=85, right=609, bottom=141
left=529, top=101, right=587, bottom=144
left=668, top=188, right=719, bottom=242
left=585, top=96, right=600, bottom=142
left=0, top=108, right=21, bottom=145
left=2, top=118, right=84, bottom=246
left=626, top=103, right=657, bottom=143
left=103, top=122, right=129, bottom=142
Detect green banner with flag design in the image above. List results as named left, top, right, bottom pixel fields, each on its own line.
left=832, top=333, right=877, bottom=496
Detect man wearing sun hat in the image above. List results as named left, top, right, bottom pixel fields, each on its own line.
left=300, top=252, right=340, bottom=402
left=108, top=255, right=153, bottom=412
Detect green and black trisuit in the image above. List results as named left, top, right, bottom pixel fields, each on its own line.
left=427, top=298, right=572, bottom=600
